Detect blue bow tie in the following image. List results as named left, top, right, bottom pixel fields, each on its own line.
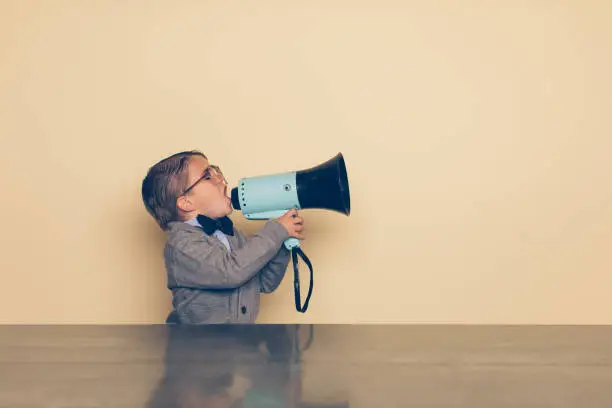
left=196, top=214, right=234, bottom=236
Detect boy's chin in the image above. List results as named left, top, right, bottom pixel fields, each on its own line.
left=221, top=204, right=234, bottom=217
left=199, top=206, right=233, bottom=219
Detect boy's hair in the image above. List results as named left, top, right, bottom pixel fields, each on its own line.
left=141, top=150, right=207, bottom=230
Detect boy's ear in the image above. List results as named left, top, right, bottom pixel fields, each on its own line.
left=176, top=195, right=194, bottom=213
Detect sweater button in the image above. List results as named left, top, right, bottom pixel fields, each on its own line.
left=241, top=306, right=247, bottom=314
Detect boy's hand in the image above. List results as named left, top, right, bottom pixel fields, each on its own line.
left=276, top=209, right=305, bottom=240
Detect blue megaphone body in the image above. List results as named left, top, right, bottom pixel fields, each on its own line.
left=230, top=152, right=351, bottom=249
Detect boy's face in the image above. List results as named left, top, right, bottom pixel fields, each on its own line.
left=177, top=155, right=233, bottom=219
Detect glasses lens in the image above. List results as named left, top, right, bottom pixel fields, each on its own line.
left=206, top=165, right=225, bottom=184
left=210, top=165, right=223, bottom=179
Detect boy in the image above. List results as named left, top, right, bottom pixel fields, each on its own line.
left=141, top=150, right=305, bottom=324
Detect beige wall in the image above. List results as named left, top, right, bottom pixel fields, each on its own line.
left=1, top=1, right=611, bottom=324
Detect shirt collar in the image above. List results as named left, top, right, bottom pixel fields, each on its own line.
left=184, top=217, right=201, bottom=228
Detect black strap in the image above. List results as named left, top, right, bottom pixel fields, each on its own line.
left=292, top=247, right=313, bottom=313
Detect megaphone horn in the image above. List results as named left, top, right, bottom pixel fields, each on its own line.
left=295, top=152, right=351, bottom=215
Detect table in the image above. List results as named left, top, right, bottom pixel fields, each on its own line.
left=1, top=325, right=611, bottom=407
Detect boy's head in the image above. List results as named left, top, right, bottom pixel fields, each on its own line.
left=141, top=150, right=233, bottom=230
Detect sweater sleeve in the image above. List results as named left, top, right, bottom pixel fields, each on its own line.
left=258, top=246, right=291, bottom=293
left=167, top=220, right=290, bottom=290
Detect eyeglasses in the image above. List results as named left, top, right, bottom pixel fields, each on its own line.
left=181, top=164, right=225, bottom=195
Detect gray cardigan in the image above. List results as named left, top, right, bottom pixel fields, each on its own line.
left=162, top=219, right=291, bottom=324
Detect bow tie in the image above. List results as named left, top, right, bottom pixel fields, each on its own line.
left=196, top=214, right=234, bottom=236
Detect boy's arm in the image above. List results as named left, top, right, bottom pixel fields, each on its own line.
left=258, top=246, right=291, bottom=293
left=167, top=220, right=289, bottom=290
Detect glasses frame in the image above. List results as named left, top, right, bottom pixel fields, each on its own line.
left=181, top=164, right=225, bottom=196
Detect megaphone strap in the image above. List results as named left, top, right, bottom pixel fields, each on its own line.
left=291, top=247, right=313, bottom=313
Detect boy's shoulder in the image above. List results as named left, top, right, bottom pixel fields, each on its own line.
left=163, top=221, right=233, bottom=246
left=164, top=221, right=202, bottom=244
left=162, top=222, right=235, bottom=273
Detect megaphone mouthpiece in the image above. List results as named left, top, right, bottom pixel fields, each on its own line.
left=230, top=188, right=241, bottom=211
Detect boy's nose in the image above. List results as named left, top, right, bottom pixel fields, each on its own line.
left=214, top=174, right=227, bottom=185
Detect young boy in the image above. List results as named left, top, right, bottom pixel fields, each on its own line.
left=141, top=150, right=305, bottom=324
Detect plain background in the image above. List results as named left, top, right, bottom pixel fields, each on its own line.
left=1, top=1, right=611, bottom=324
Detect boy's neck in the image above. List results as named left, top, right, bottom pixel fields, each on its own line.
left=182, top=213, right=197, bottom=223
left=184, top=213, right=224, bottom=222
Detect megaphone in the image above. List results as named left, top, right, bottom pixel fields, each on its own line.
left=230, top=152, right=351, bottom=313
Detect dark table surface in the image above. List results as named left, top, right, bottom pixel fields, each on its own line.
left=1, top=324, right=611, bottom=407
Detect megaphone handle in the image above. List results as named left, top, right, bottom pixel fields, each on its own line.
left=292, top=247, right=313, bottom=313
left=284, top=237, right=301, bottom=250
